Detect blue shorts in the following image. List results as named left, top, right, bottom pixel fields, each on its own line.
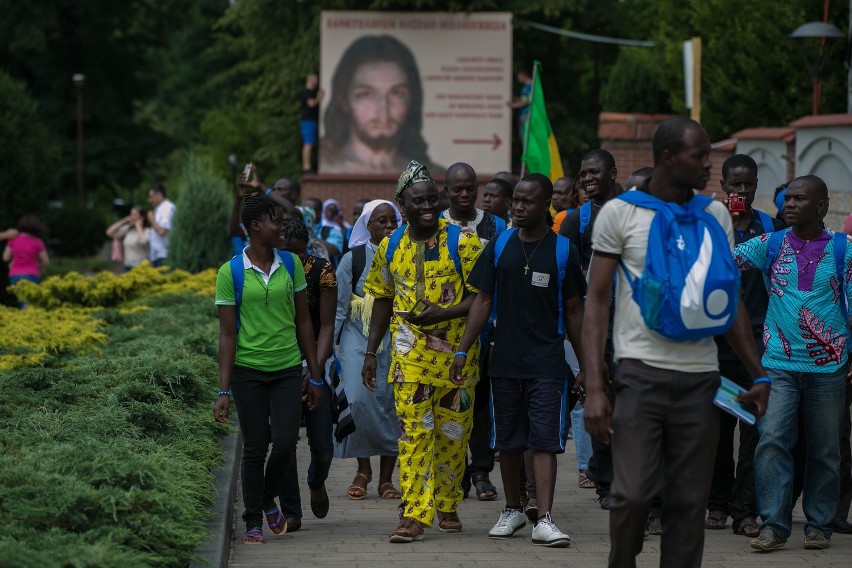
left=490, top=376, right=569, bottom=454
left=300, top=120, right=318, bottom=145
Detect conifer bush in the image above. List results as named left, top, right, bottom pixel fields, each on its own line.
left=168, top=153, right=232, bottom=273
left=0, top=271, right=228, bottom=567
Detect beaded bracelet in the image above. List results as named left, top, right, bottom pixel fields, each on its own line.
left=365, top=351, right=377, bottom=357
left=216, top=391, right=232, bottom=397
left=455, top=351, right=467, bottom=358
left=307, top=378, right=324, bottom=387
left=753, top=377, right=772, bottom=386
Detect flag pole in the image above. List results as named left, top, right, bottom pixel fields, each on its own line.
left=519, top=61, right=539, bottom=178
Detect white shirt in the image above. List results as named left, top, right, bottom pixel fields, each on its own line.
left=592, top=196, right=734, bottom=373
left=149, top=199, right=176, bottom=261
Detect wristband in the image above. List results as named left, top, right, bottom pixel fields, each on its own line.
left=455, top=351, right=467, bottom=358
left=217, top=391, right=232, bottom=397
left=753, top=377, right=772, bottom=386
left=365, top=351, right=377, bottom=357
left=308, top=378, right=324, bottom=387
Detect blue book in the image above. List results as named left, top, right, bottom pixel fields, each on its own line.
left=713, top=376, right=757, bottom=425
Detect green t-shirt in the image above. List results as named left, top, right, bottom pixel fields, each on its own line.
left=215, top=250, right=307, bottom=372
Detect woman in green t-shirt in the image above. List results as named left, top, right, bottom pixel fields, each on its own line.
left=213, top=195, right=323, bottom=545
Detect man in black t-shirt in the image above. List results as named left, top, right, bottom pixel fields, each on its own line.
left=300, top=74, right=324, bottom=173
left=558, top=149, right=618, bottom=271
left=706, top=154, right=785, bottom=537
left=451, top=173, right=585, bottom=547
left=558, top=149, right=620, bottom=510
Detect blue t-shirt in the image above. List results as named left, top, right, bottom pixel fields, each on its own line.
left=519, top=82, right=532, bottom=117
left=734, top=230, right=852, bottom=373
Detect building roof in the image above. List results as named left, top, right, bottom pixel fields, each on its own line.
left=731, top=127, right=796, bottom=143
left=598, top=112, right=674, bottom=141
left=789, top=114, right=852, bottom=128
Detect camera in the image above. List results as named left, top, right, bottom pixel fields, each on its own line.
left=726, top=195, right=747, bottom=212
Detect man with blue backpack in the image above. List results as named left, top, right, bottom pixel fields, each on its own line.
left=733, top=174, right=852, bottom=552
left=442, top=162, right=507, bottom=503
left=451, top=173, right=586, bottom=547
left=582, top=117, right=770, bottom=568
left=705, top=154, right=784, bottom=538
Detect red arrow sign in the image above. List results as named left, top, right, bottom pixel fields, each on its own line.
left=452, top=133, right=502, bottom=151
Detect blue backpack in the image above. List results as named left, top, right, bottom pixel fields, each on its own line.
left=763, top=229, right=849, bottom=323
left=616, top=191, right=740, bottom=341
left=385, top=223, right=464, bottom=278
left=754, top=210, right=774, bottom=234
left=229, top=250, right=296, bottom=332
left=578, top=201, right=594, bottom=256
left=492, top=228, right=571, bottom=335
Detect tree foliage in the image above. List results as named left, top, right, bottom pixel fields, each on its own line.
left=0, top=71, right=59, bottom=229
left=601, top=48, right=672, bottom=114
left=168, top=154, right=231, bottom=273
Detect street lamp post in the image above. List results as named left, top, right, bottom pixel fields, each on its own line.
left=790, top=22, right=844, bottom=115
left=72, top=73, right=86, bottom=204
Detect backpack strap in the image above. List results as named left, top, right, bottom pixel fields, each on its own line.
left=493, top=228, right=516, bottom=268
left=577, top=201, right=594, bottom=256
left=554, top=234, right=570, bottom=335
left=833, top=232, right=849, bottom=321
left=763, top=229, right=788, bottom=275
left=229, top=255, right=245, bottom=333
left=276, top=250, right=296, bottom=299
left=446, top=223, right=464, bottom=279
left=616, top=190, right=665, bottom=211
left=350, top=245, right=367, bottom=295
left=493, top=214, right=507, bottom=238
left=385, top=224, right=407, bottom=266
left=756, top=210, right=774, bottom=234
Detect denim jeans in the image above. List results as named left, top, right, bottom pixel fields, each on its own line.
left=231, top=365, right=303, bottom=530
left=755, top=365, right=848, bottom=539
left=279, top=381, right=334, bottom=519
left=570, top=405, right=593, bottom=470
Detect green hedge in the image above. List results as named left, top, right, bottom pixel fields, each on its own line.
left=0, top=292, right=229, bottom=567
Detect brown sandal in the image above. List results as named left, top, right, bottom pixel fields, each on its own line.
left=705, top=510, right=727, bottom=530
left=378, top=482, right=401, bottom=500
left=347, top=472, right=372, bottom=500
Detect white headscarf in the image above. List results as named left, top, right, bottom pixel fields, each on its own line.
left=348, top=199, right=403, bottom=248
left=321, top=199, right=348, bottom=231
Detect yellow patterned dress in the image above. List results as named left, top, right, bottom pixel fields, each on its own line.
left=364, top=218, right=482, bottom=525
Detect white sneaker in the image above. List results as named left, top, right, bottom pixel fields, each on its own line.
left=531, top=512, right=571, bottom=547
left=488, top=508, right=527, bottom=539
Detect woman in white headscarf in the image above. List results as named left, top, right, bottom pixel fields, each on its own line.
left=333, top=199, right=403, bottom=500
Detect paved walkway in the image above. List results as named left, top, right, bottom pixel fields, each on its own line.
left=229, top=431, right=850, bottom=567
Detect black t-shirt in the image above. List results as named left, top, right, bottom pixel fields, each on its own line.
left=558, top=205, right=601, bottom=271
left=469, top=230, right=586, bottom=379
left=300, top=88, right=319, bottom=122
left=716, top=210, right=786, bottom=360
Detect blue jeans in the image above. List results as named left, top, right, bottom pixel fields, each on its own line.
left=570, top=405, right=593, bottom=470
left=755, top=365, right=848, bottom=539
left=279, top=381, right=334, bottom=519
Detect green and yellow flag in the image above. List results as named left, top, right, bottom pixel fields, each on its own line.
left=521, top=62, right=564, bottom=181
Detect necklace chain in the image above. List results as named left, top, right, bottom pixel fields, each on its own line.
left=520, top=234, right=545, bottom=275
left=250, top=269, right=270, bottom=305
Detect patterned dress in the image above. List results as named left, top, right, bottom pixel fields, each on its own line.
left=363, top=219, right=483, bottom=525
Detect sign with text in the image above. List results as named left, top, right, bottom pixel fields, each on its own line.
left=319, top=11, right=513, bottom=176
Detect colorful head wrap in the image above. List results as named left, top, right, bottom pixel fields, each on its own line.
left=396, top=160, right=435, bottom=198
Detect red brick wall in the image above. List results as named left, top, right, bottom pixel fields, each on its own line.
left=601, top=142, right=732, bottom=200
